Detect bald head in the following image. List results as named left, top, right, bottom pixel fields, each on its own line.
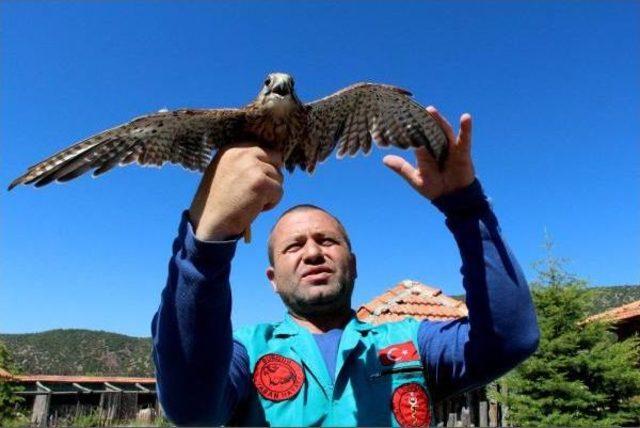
left=267, top=204, right=351, bottom=266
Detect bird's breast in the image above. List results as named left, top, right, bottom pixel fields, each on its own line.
left=245, top=109, right=305, bottom=149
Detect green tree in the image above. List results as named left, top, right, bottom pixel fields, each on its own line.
left=0, top=340, right=24, bottom=423
left=497, top=252, right=640, bottom=426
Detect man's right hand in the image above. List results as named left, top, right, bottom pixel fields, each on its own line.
left=189, top=143, right=284, bottom=241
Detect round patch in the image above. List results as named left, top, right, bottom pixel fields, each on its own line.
left=253, top=353, right=305, bottom=401
left=391, top=382, right=431, bottom=427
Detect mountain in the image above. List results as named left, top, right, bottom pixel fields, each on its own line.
left=2, top=285, right=639, bottom=377
left=0, top=329, right=153, bottom=377
left=454, top=284, right=640, bottom=315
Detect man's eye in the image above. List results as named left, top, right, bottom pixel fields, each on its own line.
left=285, top=244, right=301, bottom=252
left=321, top=238, right=337, bottom=246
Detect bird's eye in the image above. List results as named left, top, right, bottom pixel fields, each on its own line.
left=264, top=78, right=271, bottom=87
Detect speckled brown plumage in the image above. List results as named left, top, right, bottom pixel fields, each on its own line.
left=8, top=73, right=447, bottom=190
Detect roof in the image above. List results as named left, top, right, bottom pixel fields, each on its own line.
left=357, top=279, right=468, bottom=324
left=585, top=299, right=640, bottom=324
left=0, top=370, right=154, bottom=384
left=0, top=367, right=14, bottom=380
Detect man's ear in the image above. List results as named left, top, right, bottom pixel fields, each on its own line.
left=266, top=266, right=278, bottom=292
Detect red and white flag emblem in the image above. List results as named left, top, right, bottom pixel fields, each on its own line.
left=378, top=341, right=420, bottom=366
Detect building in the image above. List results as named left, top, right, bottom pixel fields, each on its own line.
left=0, top=370, right=158, bottom=427
left=585, top=299, right=640, bottom=339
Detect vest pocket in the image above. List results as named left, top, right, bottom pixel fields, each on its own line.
left=369, top=362, right=426, bottom=381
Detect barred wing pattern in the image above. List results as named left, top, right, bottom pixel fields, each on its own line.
left=8, top=109, right=245, bottom=189
left=304, top=83, right=448, bottom=172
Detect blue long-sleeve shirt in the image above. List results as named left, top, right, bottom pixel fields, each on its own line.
left=152, top=179, right=539, bottom=425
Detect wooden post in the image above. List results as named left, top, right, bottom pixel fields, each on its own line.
left=489, top=400, right=498, bottom=427
left=460, top=406, right=471, bottom=427
left=447, top=413, right=457, bottom=427
left=119, top=392, right=138, bottom=421
left=100, top=383, right=123, bottom=425
left=501, top=383, right=509, bottom=427
left=31, top=382, right=51, bottom=428
left=479, top=401, right=488, bottom=427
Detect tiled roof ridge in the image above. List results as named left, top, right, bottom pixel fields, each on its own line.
left=585, top=299, right=640, bottom=323
left=357, top=279, right=468, bottom=324
left=374, top=279, right=464, bottom=312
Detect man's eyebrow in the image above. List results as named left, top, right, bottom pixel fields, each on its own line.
left=278, top=234, right=305, bottom=247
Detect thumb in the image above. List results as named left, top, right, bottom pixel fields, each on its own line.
left=383, top=155, right=420, bottom=189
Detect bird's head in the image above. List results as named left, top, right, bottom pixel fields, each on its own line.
left=254, top=72, right=302, bottom=114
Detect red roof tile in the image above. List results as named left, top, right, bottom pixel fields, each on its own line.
left=357, top=279, right=467, bottom=325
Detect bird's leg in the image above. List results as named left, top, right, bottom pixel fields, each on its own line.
left=243, top=226, right=252, bottom=243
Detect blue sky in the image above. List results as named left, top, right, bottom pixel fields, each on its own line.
left=1, top=1, right=638, bottom=337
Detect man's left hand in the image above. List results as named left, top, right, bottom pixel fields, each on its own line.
left=383, top=106, right=475, bottom=201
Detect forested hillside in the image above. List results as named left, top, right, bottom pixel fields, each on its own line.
left=2, top=284, right=639, bottom=376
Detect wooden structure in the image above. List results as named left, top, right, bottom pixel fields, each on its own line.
left=0, top=371, right=159, bottom=427
left=585, top=299, right=640, bottom=339
left=357, top=279, right=508, bottom=427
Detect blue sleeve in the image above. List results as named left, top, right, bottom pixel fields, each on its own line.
left=151, top=211, right=251, bottom=426
left=418, top=180, right=540, bottom=400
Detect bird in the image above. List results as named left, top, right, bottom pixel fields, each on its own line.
left=8, top=72, right=448, bottom=191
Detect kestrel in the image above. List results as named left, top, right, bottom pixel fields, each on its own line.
left=8, top=73, right=448, bottom=190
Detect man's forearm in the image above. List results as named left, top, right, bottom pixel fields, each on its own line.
left=151, top=211, right=248, bottom=425
left=419, top=180, right=540, bottom=399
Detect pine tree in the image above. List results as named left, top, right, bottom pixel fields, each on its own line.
left=498, top=251, right=640, bottom=426
left=0, top=340, right=24, bottom=423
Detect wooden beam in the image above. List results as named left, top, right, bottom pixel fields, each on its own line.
left=135, top=382, right=150, bottom=392
left=72, top=382, right=92, bottom=393
left=104, top=382, right=122, bottom=392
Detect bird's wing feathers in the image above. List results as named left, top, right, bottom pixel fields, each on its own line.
left=8, top=109, right=245, bottom=189
left=305, top=83, right=448, bottom=170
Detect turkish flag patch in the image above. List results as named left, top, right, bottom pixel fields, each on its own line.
left=253, top=354, right=305, bottom=401
left=378, top=341, right=420, bottom=366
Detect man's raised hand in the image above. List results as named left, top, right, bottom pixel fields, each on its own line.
left=383, top=106, right=475, bottom=201
left=189, top=143, right=284, bottom=241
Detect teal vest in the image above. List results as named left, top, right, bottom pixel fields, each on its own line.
left=232, top=314, right=433, bottom=427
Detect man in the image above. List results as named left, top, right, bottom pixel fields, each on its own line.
left=152, top=107, right=540, bottom=426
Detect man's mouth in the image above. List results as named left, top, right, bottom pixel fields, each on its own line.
left=301, top=267, right=333, bottom=282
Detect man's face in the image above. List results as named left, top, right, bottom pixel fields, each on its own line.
left=266, top=209, right=357, bottom=316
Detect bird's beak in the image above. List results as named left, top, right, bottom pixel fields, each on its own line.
left=271, top=81, right=291, bottom=96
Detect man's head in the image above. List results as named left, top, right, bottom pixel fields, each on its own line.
left=266, top=205, right=357, bottom=317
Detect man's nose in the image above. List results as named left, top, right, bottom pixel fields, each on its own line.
left=302, top=241, right=324, bottom=263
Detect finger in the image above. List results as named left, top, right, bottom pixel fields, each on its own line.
left=456, top=113, right=472, bottom=151
left=426, top=106, right=455, bottom=145
left=262, top=177, right=284, bottom=211
left=245, top=145, right=283, bottom=168
left=259, top=146, right=284, bottom=168
left=383, top=154, right=420, bottom=189
left=261, top=162, right=284, bottom=184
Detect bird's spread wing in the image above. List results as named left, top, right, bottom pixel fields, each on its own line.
left=8, top=108, right=245, bottom=189
left=304, top=83, right=448, bottom=171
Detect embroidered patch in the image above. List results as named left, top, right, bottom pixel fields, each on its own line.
left=391, top=382, right=431, bottom=427
left=379, top=341, right=420, bottom=366
left=253, top=353, right=305, bottom=401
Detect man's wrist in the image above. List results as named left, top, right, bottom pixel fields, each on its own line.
left=431, top=178, right=490, bottom=218
left=189, top=210, right=246, bottom=241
